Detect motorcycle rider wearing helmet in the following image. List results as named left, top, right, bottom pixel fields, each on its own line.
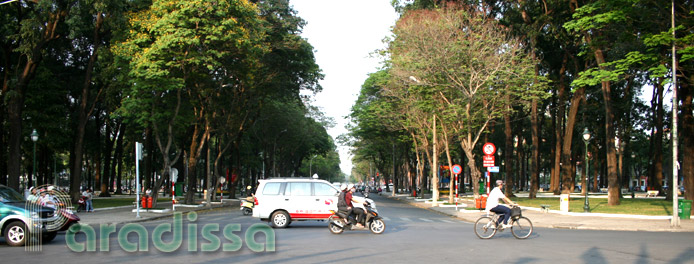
left=346, top=184, right=367, bottom=228
left=337, top=184, right=352, bottom=223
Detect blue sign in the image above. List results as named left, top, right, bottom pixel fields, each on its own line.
left=487, top=166, right=500, bottom=173
left=452, top=164, right=462, bottom=174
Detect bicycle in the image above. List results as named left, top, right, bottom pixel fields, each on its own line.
left=474, top=206, right=533, bottom=239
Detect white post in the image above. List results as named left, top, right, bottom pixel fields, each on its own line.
left=135, top=142, right=142, bottom=218
left=670, top=0, right=680, bottom=227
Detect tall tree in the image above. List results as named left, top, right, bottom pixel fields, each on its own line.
left=389, top=6, right=547, bottom=197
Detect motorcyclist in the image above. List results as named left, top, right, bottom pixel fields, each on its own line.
left=337, top=184, right=352, bottom=222
left=346, top=184, right=367, bottom=228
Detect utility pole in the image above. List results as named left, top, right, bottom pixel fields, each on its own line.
left=670, top=0, right=680, bottom=228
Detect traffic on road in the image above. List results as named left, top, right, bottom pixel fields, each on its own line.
left=1, top=193, right=692, bottom=263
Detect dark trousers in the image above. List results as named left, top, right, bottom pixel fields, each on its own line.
left=491, top=205, right=511, bottom=225
left=352, top=208, right=365, bottom=224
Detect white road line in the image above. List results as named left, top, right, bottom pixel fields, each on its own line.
left=440, top=219, right=454, bottom=223
left=382, top=217, right=391, bottom=221
left=419, top=218, right=434, bottom=222
left=401, top=217, right=413, bottom=221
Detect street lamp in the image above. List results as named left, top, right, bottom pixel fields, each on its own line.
left=309, top=155, right=316, bottom=177
left=31, top=129, right=39, bottom=187
left=582, top=128, right=591, bottom=213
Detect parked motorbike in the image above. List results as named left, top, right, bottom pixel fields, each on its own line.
left=328, top=199, right=385, bottom=234
left=240, top=197, right=254, bottom=216
left=77, top=196, right=86, bottom=212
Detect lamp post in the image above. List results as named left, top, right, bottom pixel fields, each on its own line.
left=309, top=155, right=316, bottom=177
left=582, top=128, right=591, bottom=213
left=31, top=129, right=39, bottom=187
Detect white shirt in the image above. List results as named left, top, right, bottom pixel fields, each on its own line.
left=485, top=187, right=506, bottom=212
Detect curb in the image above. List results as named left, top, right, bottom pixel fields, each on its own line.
left=82, top=204, right=236, bottom=226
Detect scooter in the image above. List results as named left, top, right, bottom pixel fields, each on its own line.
left=77, top=196, right=86, bottom=212
left=328, top=199, right=385, bottom=234
left=240, top=197, right=254, bottom=216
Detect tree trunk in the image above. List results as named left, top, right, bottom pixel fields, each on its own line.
left=114, top=123, right=125, bottom=194
left=552, top=54, right=569, bottom=194
left=504, top=102, right=514, bottom=197
left=650, top=82, right=664, bottom=194
left=184, top=116, right=210, bottom=204
left=679, top=68, right=694, bottom=210
left=70, top=12, right=104, bottom=202
left=7, top=92, right=24, bottom=191
left=100, top=116, right=112, bottom=197
left=431, top=115, right=439, bottom=206
left=560, top=86, right=585, bottom=194
left=592, top=46, right=620, bottom=205
left=530, top=98, right=540, bottom=198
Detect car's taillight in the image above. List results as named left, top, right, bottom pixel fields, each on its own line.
left=254, top=196, right=258, bottom=206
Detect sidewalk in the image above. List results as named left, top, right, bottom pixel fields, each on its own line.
left=77, top=198, right=238, bottom=226
left=381, top=192, right=694, bottom=232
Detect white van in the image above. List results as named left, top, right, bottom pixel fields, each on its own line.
left=252, top=178, right=341, bottom=228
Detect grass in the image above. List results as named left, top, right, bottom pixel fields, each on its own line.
left=514, top=197, right=677, bottom=216
left=92, top=197, right=172, bottom=209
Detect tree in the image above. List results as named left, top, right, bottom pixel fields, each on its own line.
left=115, top=0, right=267, bottom=205
left=389, top=6, right=547, bottom=197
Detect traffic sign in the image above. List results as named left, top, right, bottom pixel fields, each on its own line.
left=483, top=142, right=496, bottom=155
left=452, top=164, right=462, bottom=175
left=483, top=155, right=495, bottom=167
left=487, top=166, right=499, bottom=173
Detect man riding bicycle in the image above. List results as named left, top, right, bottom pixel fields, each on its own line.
left=485, top=180, right=518, bottom=229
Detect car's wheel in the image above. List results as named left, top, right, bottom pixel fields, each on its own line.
left=4, top=221, right=28, bottom=247
left=243, top=208, right=252, bottom=216
left=42, top=231, right=58, bottom=243
left=270, top=211, right=290, bottom=228
left=369, top=219, right=386, bottom=234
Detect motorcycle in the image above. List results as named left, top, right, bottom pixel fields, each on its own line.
left=328, top=199, right=385, bottom=234
left=240, top=197, right=254, bottom=216
left=77, top=196, right=86, bottom=212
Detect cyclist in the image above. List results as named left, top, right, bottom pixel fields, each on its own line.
left=485, top=180, right=518, bottom=229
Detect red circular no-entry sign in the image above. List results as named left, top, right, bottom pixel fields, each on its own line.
left=482, top=143, right=496, bottom=155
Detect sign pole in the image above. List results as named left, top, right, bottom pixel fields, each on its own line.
left=135, top=142, right=142, bottom=218
left=451, top=164, right=462, bottom=211
left=455, top=174, right=459, bottom=211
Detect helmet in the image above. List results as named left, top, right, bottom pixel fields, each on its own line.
left=348, top=184, right=355, bottom=190
left=340, top=184, right=347, bottom=190
left=496, top=180, right=504, bottom=186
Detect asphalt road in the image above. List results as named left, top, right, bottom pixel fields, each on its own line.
left=2, top=195, right=693, bottom=263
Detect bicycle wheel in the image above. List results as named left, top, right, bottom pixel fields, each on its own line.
left=474, top=216, right=497, bottom=239
left=511, top=216, right=533, bottom=239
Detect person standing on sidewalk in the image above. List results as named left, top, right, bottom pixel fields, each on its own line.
left=485, top=180, right=518, bottom=229
left=82, top=188, right=94, bottom=212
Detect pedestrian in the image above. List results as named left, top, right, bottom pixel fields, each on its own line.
left=40, top=188, right=57, bottom=209
left=82, top=188, right=94, bottom=212
left=27, top=187, right=39, bottom=203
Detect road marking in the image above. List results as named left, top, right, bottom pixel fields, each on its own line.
left=439, top=219, right=454, bottom=223
left=382, top=217, right=391, bottom=221
left=401, top=217, right=412, bottom=221
left=419, top=218, right=433, bottom=222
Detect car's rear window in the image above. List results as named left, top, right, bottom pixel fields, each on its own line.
left=262, top=182, right=282, bottom=195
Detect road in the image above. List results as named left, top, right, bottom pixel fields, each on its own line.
left=2, top=195, right=693, bottom=263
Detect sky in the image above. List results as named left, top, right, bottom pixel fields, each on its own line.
left=290, top=0, right=400, bottom=176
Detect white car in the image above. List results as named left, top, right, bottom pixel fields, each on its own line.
left=252, top=178, right=341, bottom=228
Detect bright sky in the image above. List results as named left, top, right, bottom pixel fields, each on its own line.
left=291, top=0, right=399, bottom=177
